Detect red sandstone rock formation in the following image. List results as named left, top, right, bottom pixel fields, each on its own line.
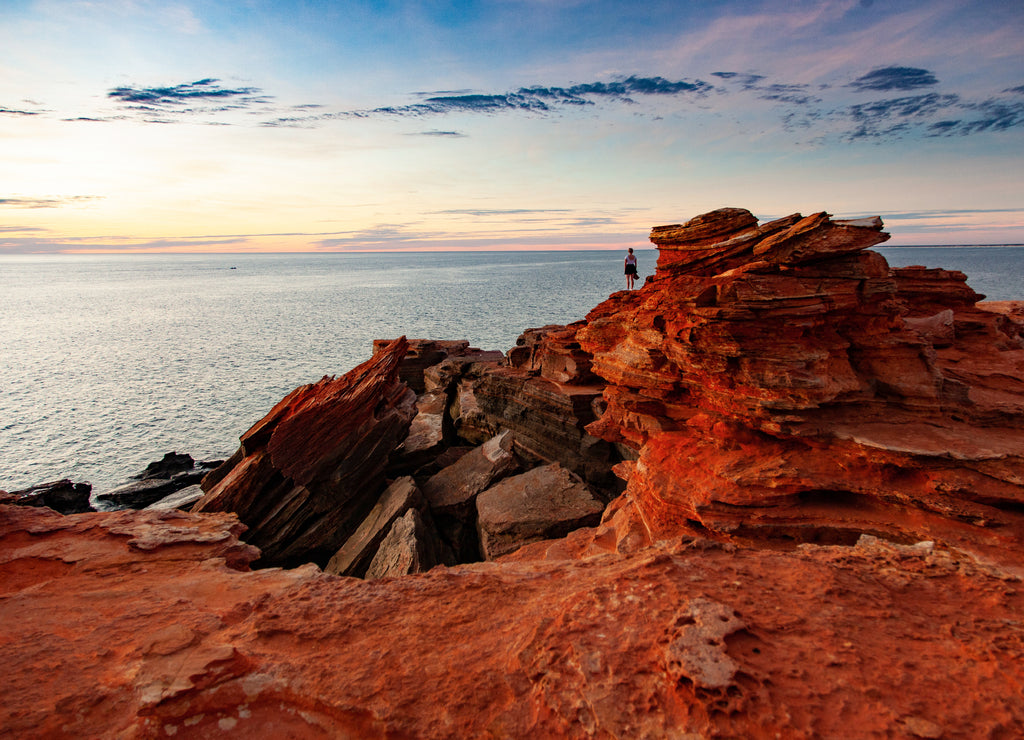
left=572, top=208, right=1024, bottom=566
left=4, top=207, right=1024, bottom=737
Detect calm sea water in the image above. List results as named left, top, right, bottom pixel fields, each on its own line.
left=1, top=246, right=1020, bottom=494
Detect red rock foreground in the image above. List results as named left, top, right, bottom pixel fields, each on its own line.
left=3, top=207, right=1024, bottom=738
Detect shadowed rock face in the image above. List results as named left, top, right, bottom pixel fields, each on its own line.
left=192, top=337, right=417, bottom=567
left=3, top=207, right=1024, bottom=737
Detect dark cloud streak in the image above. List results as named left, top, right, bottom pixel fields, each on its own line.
left=1, top=106, right=45, bottom=116
left=0, top=196, right=102, bottom=209
left=712, top=72, right=819, bottom=105
left=260, top=75, right=712, bottom=127
left=107, top=78, right=268, bottom=106
left=848, top=66, right=939, bottom=92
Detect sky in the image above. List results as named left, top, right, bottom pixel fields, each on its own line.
left=1, top=0, right=1022, bottom=253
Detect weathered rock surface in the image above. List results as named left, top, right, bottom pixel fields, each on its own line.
left=365, top=507, right=445, bottom=579
left=476, top=463, right=605, bottom=559
left=2, top=503, right=1023, bottom=738
left=192, top=337, right=417, bottom=567
left=323, top=476, right=424, bottom=577
left=3, top=479, right=94, bottom=514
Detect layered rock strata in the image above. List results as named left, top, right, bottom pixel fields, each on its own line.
left=568, top=208, right=1024, bottom=564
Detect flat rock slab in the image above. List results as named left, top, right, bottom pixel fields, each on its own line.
left=476, top=463, right=605, bottom=560
left=324, top=477, right=423, bottom=577
left=97, top=478, right=187, bottom=510
left=144, top=485, right=205, bottom=512
left=422, top=430, right=518, bottom=512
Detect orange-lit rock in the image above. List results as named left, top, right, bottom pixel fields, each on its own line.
left=574, top=208, right=1024, bottom=563
left=2, top=503, right=1023, bottom=738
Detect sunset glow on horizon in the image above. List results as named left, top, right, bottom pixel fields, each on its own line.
left=2, top=0, right=1022, bottom=254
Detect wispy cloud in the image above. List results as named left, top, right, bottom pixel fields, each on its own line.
left=848, top=66, right=939, bottom=92
left=845, top=92, right=960, bottom=139
left=260, top=75, right=713, bottom=127
left=104, top=78, right=273, bottom=122
left=0, top=196, right=102, bottom=208
left=712, top=64, right=1024, bottom=142
left=712, top=72, right=820, bottom=105
left=434, top=208, right=572, bottom=217
left=880, top=208, right=1024, bottom=220
left=107, top=78, right=263, bottom=106
left=1, top=105, right=46, bottom=116
left=407, top=130, right=467, bottom=137
left=23, top=61, right=1024, bottom=146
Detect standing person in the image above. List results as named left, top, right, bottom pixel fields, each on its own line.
left=624, top=247, right=638, bottom=290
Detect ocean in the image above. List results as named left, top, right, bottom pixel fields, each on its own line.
left=1, top=246, right=1021, bottom=494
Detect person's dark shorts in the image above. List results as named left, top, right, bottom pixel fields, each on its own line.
left=625, top=264, right=637, bottom=275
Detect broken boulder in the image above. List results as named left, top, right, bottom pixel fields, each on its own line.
left=324, top=476, right=424, bottom=577
left=475, top=463, right=605, bottom=560
left=365, top=508, right=446, bottom=580
left=421, top=430, right=518, bottom=514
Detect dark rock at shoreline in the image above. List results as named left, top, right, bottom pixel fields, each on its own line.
left=4, top=479, right=94, bottom=514
left=96, top=457, right=224, bottom=510
left=134, top=452, right=195, bottom=480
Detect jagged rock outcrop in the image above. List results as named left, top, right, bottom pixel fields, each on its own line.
left=192, top=337, right=417, bottom=567
left=561, top=208, right=1024, bottom=564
